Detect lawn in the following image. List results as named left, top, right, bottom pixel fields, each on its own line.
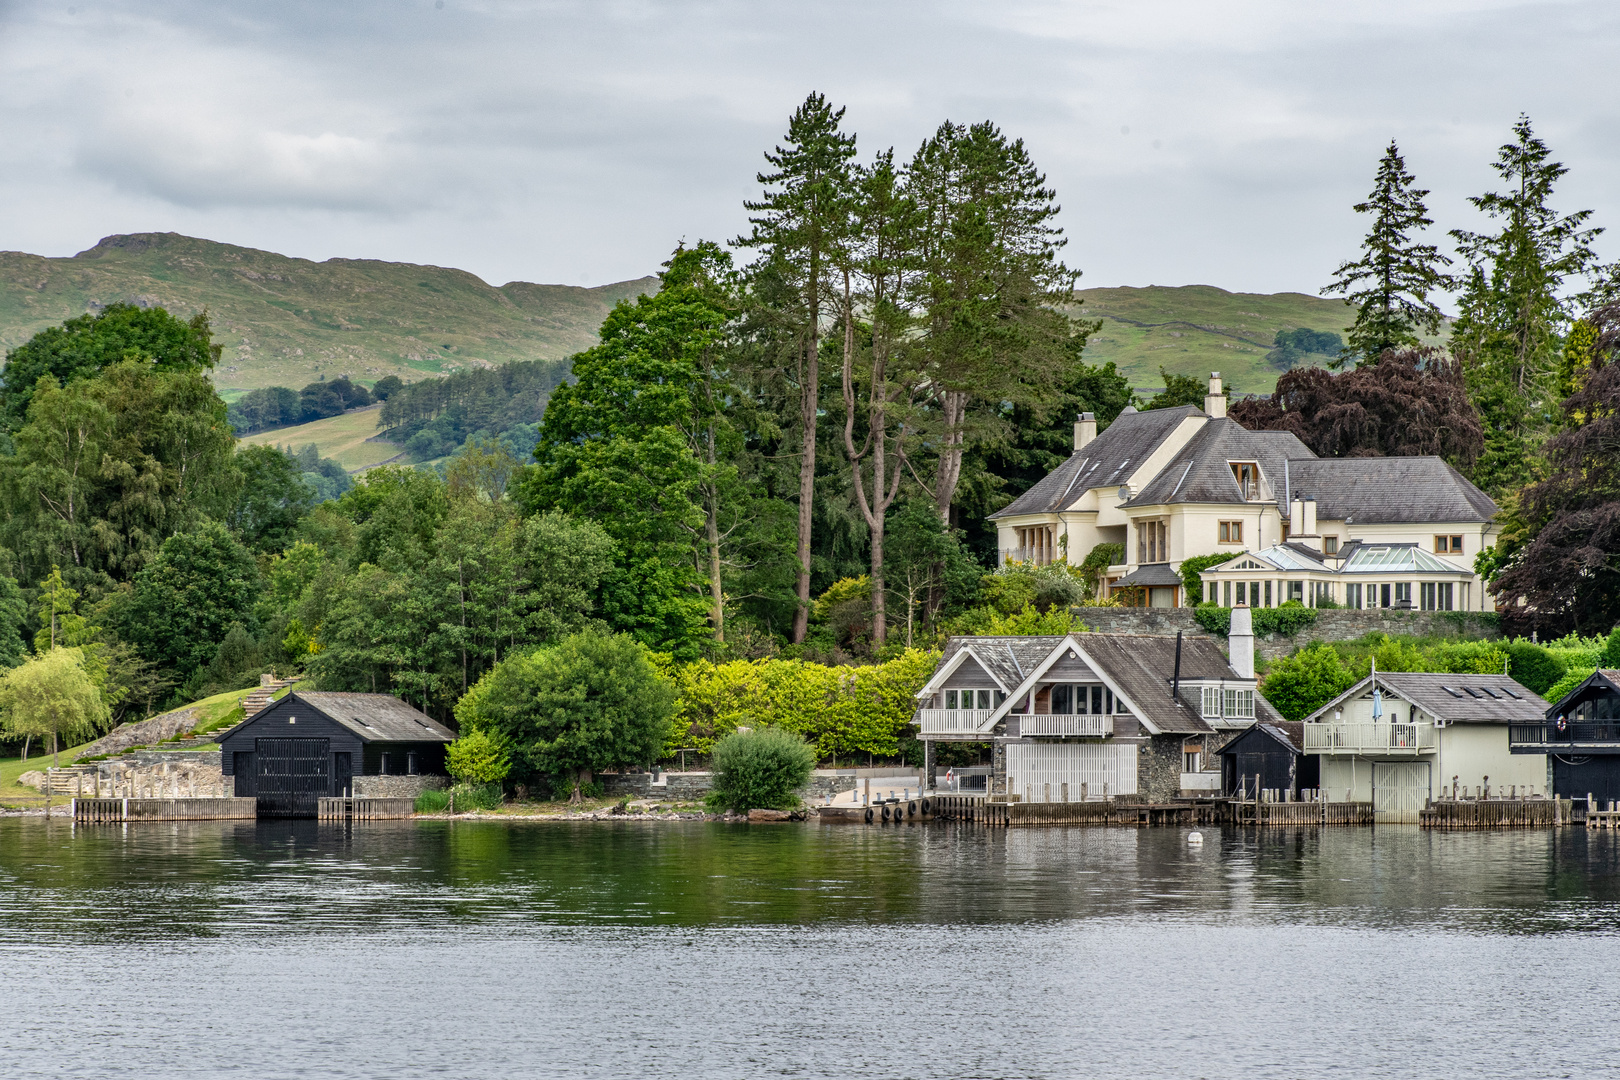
left=240, top=405, right=405, bottom=472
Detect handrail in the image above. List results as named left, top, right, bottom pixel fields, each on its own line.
left=1304, top=722, right=1435, bottom=753
left=1510, top=722, right=1620, bottom=746
left=917, top=709, right=995, bottom=734
left=1018, top=713, right=1113, bottom=737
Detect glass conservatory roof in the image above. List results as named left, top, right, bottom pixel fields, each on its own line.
left=1340, top=544, right=1466, bottom=574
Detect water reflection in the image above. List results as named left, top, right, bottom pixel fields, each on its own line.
left=4, top=818, right=1620, bottom=940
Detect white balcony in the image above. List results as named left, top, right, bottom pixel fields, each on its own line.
left=1304, top=722, right=1436, bottom=755
left=1014, top=713, right=1113, bottom=738
left=917, top=709, right=995, bottom=735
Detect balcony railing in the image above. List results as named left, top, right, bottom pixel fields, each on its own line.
left=1002, top=547, right=1056, bottom=567
left=1015, top=713, right=1113, bottom=738
left=1304, top=722, right=1436, bottom=754
left=1510, top=722, right=1620, bottom=752
left=917, top=709, right=995, bottom=735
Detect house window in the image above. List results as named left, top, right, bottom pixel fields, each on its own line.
left=1052, top=685, right=1072, bottom=713
left=1395, top=582, right=1412, bottom=607
left=1421, top=583, right=1456, bottom=611
left=1346, top=583, right=1363, bottom=609
left=1091, top=686, right=1104, bottom=714
left=407, top=751, right=419, bottom=776
left=1137, top=519, right=1168, bottom=564
left=1202, top=686, right=1221, bottom=717
left=1224, top=689, right=1255, bottom=719
left=1434, top=535, right=1465, bottom=554
left=944, top=690, right=958, bottom=710
left=1379, top=583, right=1391, bottom=608
left=1230, top=462, right=1259, bottom=500
left=1289, top=580, right=1304, bottom=603
left=379, top=752, right=392, bottom=776
left=1219, top=520, right=1243, bottom=544
left=1312, top=581, right=1333, bottom=607
left=1223, top=581, right=1232, bottom=607
left=1184, top=750, right=1202, bottom=772
left=1264, top=581, right=1272, bottom=607
left=1323, top=536, right=1339, bottom=555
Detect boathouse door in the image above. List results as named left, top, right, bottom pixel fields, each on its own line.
left=255, top=737, right=332, bottom=818
left=1372, top=761, right=1430, bottom=823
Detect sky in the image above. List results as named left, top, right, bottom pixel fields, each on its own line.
left=1, top=0, right=1617, bottom=295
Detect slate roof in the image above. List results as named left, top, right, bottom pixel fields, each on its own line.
left=1284, top=457, right=1497, bottom=524
left=294, top=692, right=457, bottom=742
left=1545, top=670, right=1620, bottom=717
left=1304, top=673, right=1547, bottom=726
left=1114, top=563, right=1184, bottom=587
left=990, top=406, right=1201, bottom=519
left=1074, top=632, right=1285, bottom=734
left=935, top=637, right=1058, bottom=690
left=1222, top=721, right=1306, bottom=754
left=1121, top=418, right=1313, bottom=508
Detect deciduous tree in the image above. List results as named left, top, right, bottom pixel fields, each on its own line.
left=0, top=648, right=110, bottom=767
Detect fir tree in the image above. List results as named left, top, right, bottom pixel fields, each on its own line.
left=1449, top=115, right=1604, bottom=494
left=1322, top=141, right=1451, bottom=367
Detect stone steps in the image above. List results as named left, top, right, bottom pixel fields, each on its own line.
left=241, top=676, right=301, bottom=717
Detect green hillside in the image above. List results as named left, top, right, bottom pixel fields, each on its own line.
left=0, top=233, right=658, bottom=397
left=1074, top=285, right=1362, bottom=395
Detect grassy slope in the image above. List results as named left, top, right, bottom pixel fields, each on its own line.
left=0, top=682, right=302, bottom=803
left=240, top=405, right=405, bottom=472
left=1073, top=285, right=1356, bottom=396
left=0, top=232, right=657, bottom=395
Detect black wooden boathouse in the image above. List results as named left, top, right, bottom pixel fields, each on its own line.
left=217, top=692, right=455, bottom=817
left=1512, top=669, right=1620, bottom=803
left=1220, top=721, right=1319, bottom=799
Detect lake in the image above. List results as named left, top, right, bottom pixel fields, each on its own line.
left=2, top=817, right=1618, bottom=1079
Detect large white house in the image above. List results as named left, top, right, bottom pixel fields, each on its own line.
left=990, top=373, right=1499, bottom=610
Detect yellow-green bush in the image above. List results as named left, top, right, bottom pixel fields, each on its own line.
left=667, top=649, right=937, bottom=759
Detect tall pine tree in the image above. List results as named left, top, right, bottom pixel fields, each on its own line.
left=1450, top=115, right=1604, bottom=495
left=735, top=93, right=857, bottom=644
left=1322, top=141, right=1452, bottom=366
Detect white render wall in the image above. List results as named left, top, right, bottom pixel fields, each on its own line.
left=1005, top=741, right=1138, bottom=800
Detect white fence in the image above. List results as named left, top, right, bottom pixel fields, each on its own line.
left=1006, top=742, right=1138, bottom=801
left=917, top=709, right=995, bottom=735
left=1016, top=714, right=1114, bottom=738
left=1304, top=722, right=1436, bottom=754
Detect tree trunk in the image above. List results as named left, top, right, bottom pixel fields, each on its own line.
left=706, top=479, right=724, bottom=643
left=570, top=766, right=593, bottom=805
left=791, top=298, right=820, bottom=644
left=933, top=389, right=968, bottom=522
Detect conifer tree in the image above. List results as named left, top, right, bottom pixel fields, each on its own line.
left=735, top=94, right=857, bottom=644
left=1322, top=141, right=1452, bottom=366
left=1449, top=115, right=1604, bottom=494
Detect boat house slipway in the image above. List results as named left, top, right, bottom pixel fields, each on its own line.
left=217, top=692, right=455, bottom=817
left=912, top=615, right=1283, bottom=803
left=1301, top=672, right=1548, bottom=822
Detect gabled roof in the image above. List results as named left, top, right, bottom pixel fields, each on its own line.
left=1285, top=457, right=1498, bottom=524
left=1545, top=669, right=1620, bottom=718
left=1114, top=563, right=1183, bottom=587
left=928, top=637, right=1055, bottom=692
left=293, top=692, right=456, bottom=742
left=1303, top=673, right=1546, bottom=726
left=915, top=643, right=1014, bottom=696
left=1205, top=544, right=1332, bottom=575
left=1121, top=418, right=1312, bottom=508
left=1221, top=720, right=1306, bottom=755
left=989, top=406, right=1201, bottom=519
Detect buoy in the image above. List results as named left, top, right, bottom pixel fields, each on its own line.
left=1187, top=831, right=1204, bottom=845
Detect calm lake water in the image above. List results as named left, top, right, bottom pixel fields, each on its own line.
left=3, top=817, right=1619, bottom=1079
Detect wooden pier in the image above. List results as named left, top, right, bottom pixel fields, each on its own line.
left=1421, top=798, right=1569, bottom=829
left=1234, top=800, right=1373, bottom=826
left=72, top=797, right=257, bottom=822
left=317, top=797, right=416, bottom=821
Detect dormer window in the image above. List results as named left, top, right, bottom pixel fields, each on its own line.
left=1231, top=462, right=1260, bottom=500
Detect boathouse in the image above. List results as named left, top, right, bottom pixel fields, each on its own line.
left=216, top=692, right=455, bottom=817
left=1511, top=669, right=1620, bottom=803
left=1301, top=672, right=1548, bottom=822
left=1219, top=721, right=1318, bottom=799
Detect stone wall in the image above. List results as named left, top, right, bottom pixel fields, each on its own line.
left=1137, top=736, right=1185, bottom=803
left=353, top=774, right=448, bottom=798
left=600, top=770, right=861, bottom=804
left=1074, top=608, right=1500, bottom=661
left=69, top=750, right=232, bottom=798
left=73, top=708, right=204, bottom=760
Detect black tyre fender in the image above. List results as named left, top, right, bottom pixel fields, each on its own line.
left=920, top=799, right=931, bottom=815
left=881, top=805, right=891, bottom=822
left=908, top=801, right=917, bottom=817
left=864, top=807, right=874, bottom=824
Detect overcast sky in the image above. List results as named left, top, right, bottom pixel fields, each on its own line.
left=1, top=0, right=1617, bottom=295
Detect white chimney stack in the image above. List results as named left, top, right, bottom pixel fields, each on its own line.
left=1229, top=605, right=1254, bottom=679
left=1074, top=411, right=1097, bottom=451
left=1290, top=496, right=1304, bottom=533
left=1303, top=497, right=1318, bottom=536
left=1205, top=372, right=1226, bottom=419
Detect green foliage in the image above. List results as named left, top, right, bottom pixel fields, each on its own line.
left=414, top=789, right=450, bottom=813
left=668, top=649, right=937, bottom=759
left=446, top=729, right=512, bottom=784
left=117, top=522, right=260, bottom=680
left=881, top=500, right=983, bottom=646
left=379, top=360, right=563, bottom=449
left=704, top=727, right=817, bottom=813
left=1266, top=328, right=1345, bottom=372
left=229, top=444, right=317, bottom=552
left=1261, top=642, right=1357, bottom=722
left=0, top=575, right=26, bottom=669
left=1601, top=627, right=1620, bottom=669
left=453, top=631, right=674, bottom=789
left=982, top=562, right=1085, bottom=615
left=1542, top=667, right=1596, bottom=708
left=447, top=782, right=503, bottom=811
left=1504, top=641, right=1568, bottom=696
left=1321, top=141, right=1452, bottom=365
left=1077, top=542, right=1124, bottom=598
left=1142, top=366, right=1213, bottom=411
left=1178, top=555, right=1232, bottom=607
left=1, top=303, right=220, bottom=429
left=950, top=603, right=1081, bottom=637
left=0, top=648, right=112, bottom=763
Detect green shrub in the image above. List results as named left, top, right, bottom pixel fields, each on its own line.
left=415, top=789, right=450, bottom=813
left=446, top=730, right=511, bottom=784
left=1261, top=642, right=1358, bottom=721
left=1600, top=627, right=1620, bottom=669
left=1179, top=555, right=1235, bottom=606
left=1193, top=603, right=1319, bottom=639
left=705, top=727, right=816, bottom=813
left=1505, top=641, right=1568, bottom=697
left=1542, top=667, right=1595, bottom=708
left=448, top=782, right=503, bottom=811
left=1194, top=604, right=1231, bottom=636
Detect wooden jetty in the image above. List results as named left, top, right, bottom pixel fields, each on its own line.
left=316, top=797, right=416, bottom=821
left=1234, top=799, right=1373, bottom=826
left=72, top=797, right=257, bottom=822
left=1420, top=798, right=1569, bottom=829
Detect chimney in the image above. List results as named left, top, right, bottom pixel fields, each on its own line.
left=1074, top=412, right=1097, bottom=451
left=1205, top=372, right=1226, bottom=419
left=1303, top=497, right=1318, bottom=536
left=1229, top=606, right=1255, bottom=679
left=1290, top=496, right=1304, bottom=531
